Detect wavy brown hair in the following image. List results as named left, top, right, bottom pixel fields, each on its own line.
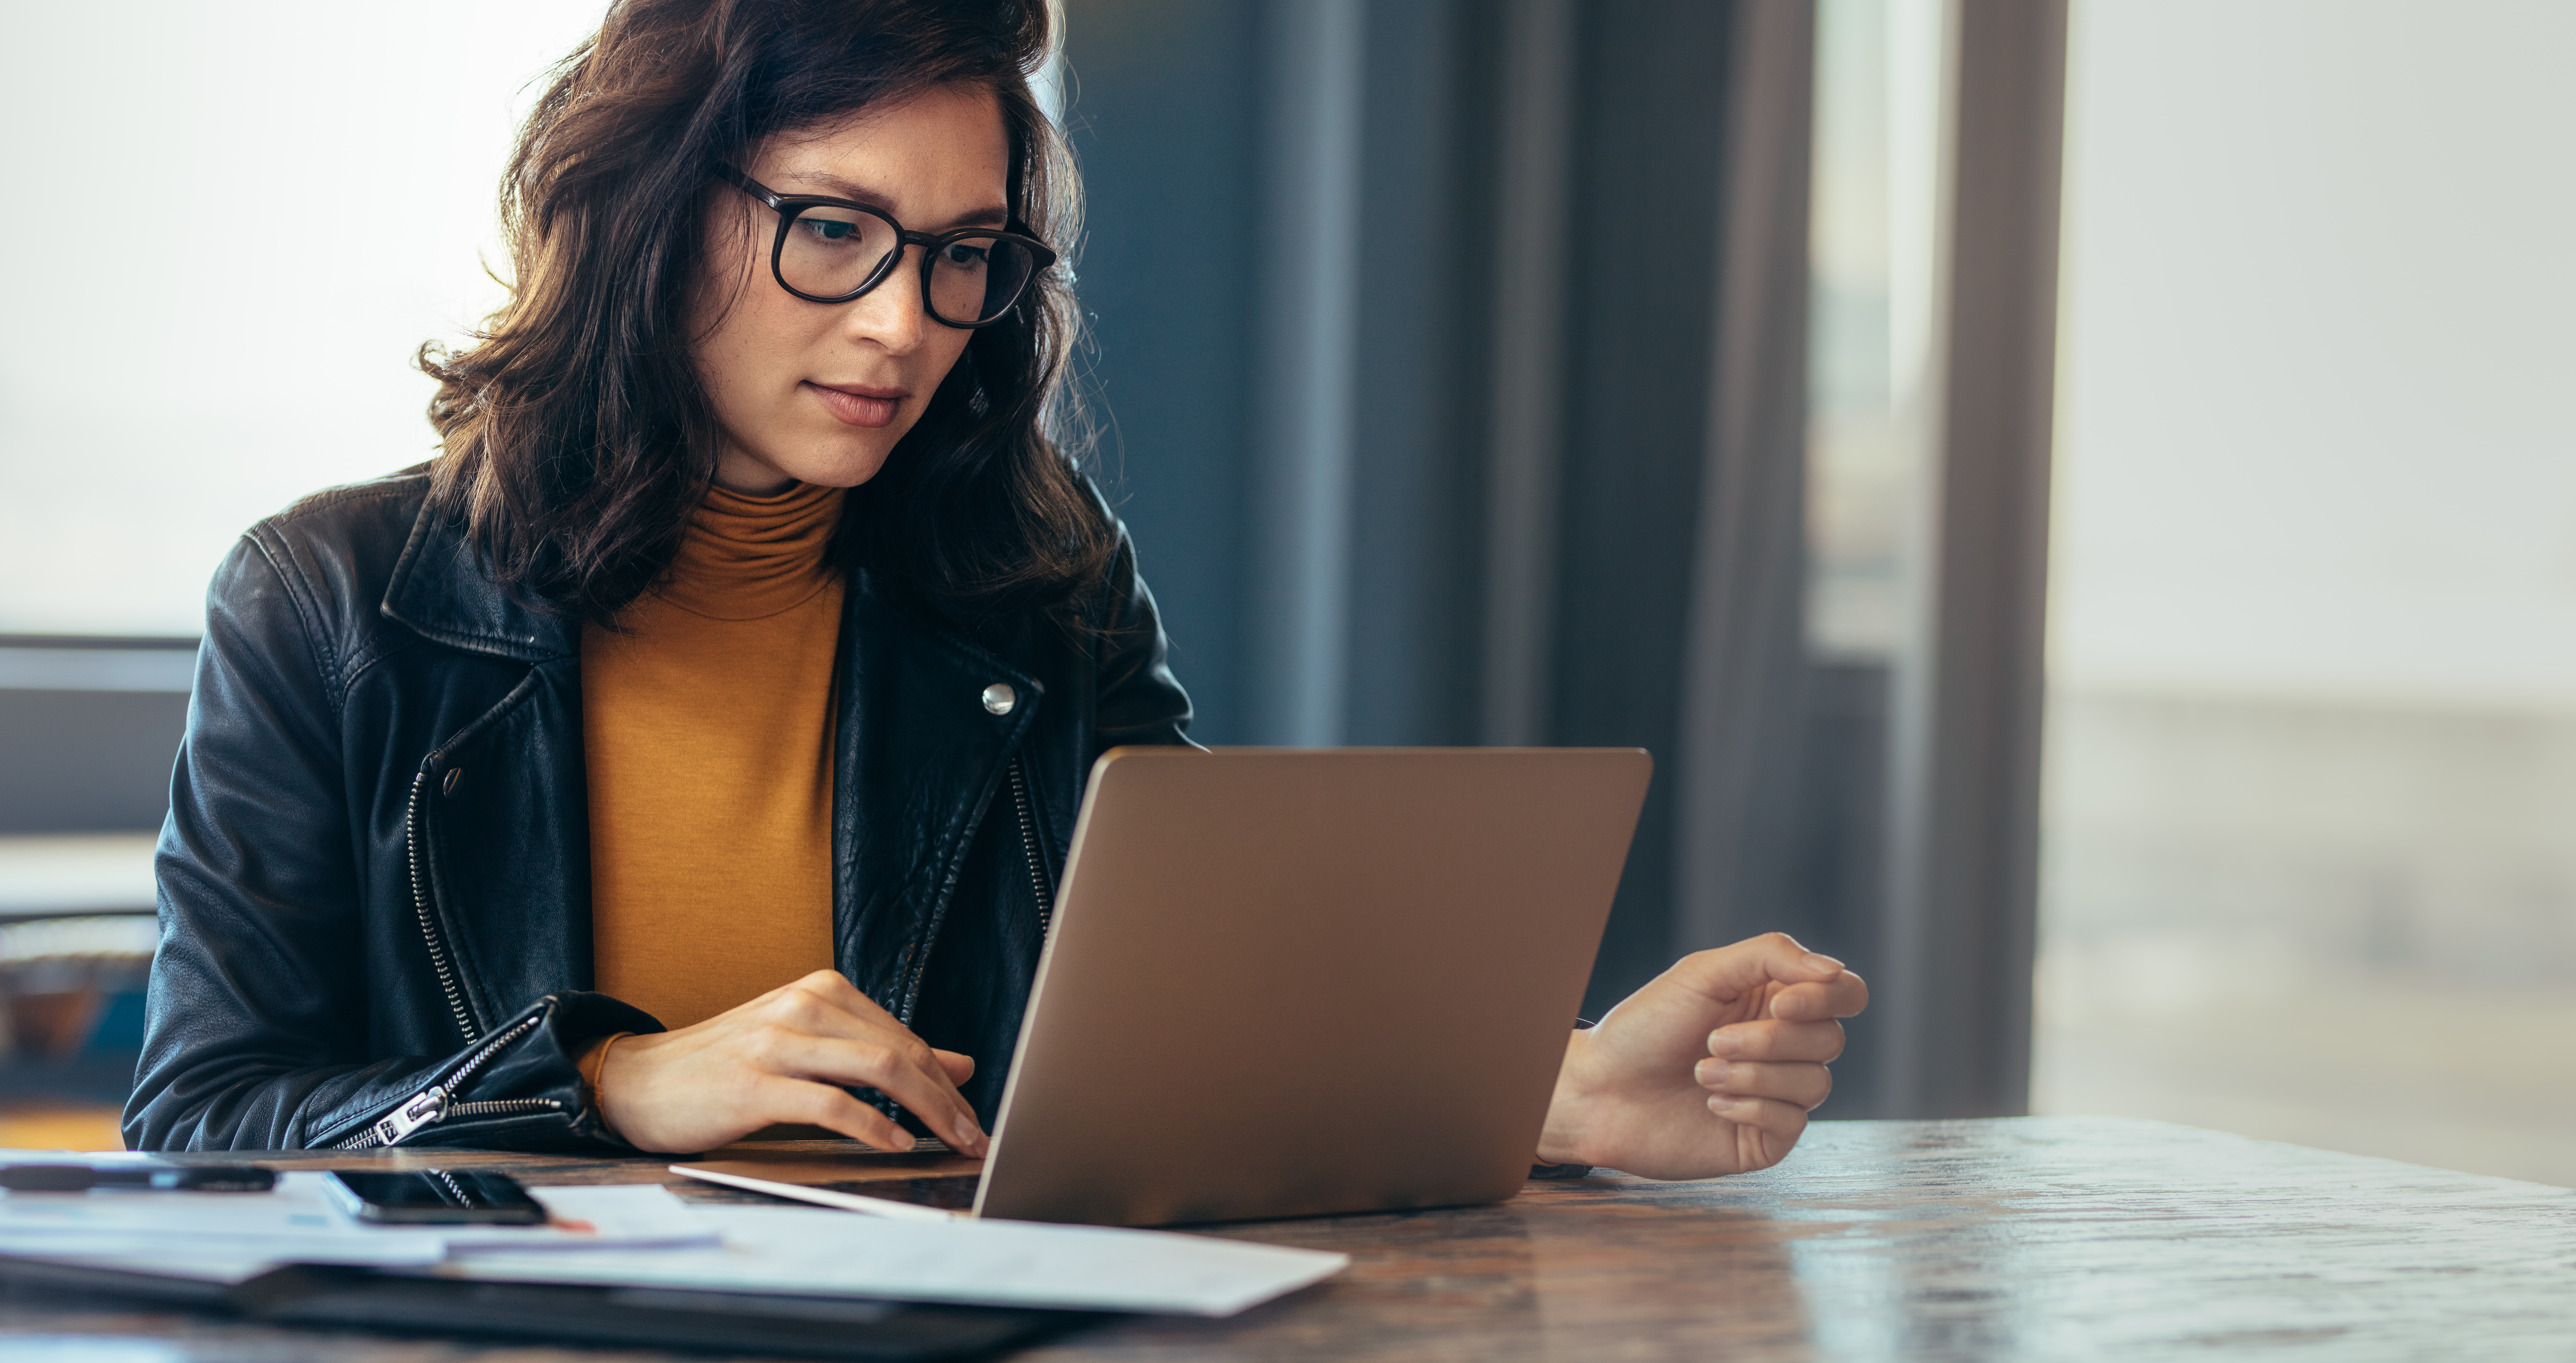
left=422, top=0, right=1109, bottom=624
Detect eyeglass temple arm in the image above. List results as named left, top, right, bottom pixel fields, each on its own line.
left=713, top=162, right=778, bottom=207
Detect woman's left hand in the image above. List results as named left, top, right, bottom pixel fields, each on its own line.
left=1535, top=933, right=1869, bottom=1180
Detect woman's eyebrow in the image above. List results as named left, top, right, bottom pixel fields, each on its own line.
left=931, top=204, right=1013, bottom=230
left=776, top=173, right=1009, bottom=229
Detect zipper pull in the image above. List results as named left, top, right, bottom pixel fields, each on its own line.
left=369, top=1086, right=449, bottom=1146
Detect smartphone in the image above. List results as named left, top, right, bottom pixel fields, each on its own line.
left=323, top=1169, right=547, bottom=1225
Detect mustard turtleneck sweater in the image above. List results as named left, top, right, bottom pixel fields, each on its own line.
left=581, top=480, right=847, bottom=1032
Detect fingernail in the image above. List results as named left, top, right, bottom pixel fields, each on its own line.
left=1696, top=1059, right=1732, bottom=1087
left=1802, top=952, right=1844, bottom=973
left=1708, top=1030, right=1745, bottom=1058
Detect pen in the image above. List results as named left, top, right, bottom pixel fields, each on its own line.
left=0, top=1164, right=276, bottom=1193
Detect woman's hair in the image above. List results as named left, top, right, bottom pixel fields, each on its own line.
left=422, top=0, right=1110, bottom=625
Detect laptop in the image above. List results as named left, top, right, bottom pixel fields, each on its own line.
left=965, top=746, right=1651, bottom=1227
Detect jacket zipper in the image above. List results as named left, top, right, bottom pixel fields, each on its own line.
left=406, top=764, right=479, bottom=1045
left=894, top=755, right=1055, bottom=1021
left=333, top=1012, right=558, bottom=1149
left=1008, top=756, right=1056, bottom=940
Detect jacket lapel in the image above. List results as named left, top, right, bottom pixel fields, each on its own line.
left=380, top=504, right=592, bottom=1026
left=832, top=572, right=1042, bottom=1021
left=380, top=502, right=579, bottom=664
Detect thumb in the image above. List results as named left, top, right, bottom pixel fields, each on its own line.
left=933, top=1049, right=976, bottom=1085
left=1664, top=932, right=1845, bottom=1004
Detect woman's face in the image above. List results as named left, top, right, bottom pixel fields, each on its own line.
left=692, top=84, right=1010, bottom=494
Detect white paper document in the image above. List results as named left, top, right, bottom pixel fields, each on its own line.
left=444, top=1204, right=1350, bottom=1317
left=0, top=1176, right=710, bottom=1268
left=2, top=1158, right=1348, bottom=1317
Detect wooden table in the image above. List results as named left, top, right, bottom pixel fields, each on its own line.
left=4, top=1115, right=2571, bottom=1360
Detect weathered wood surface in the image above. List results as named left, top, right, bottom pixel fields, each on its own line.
left=4, top=1116, right=2571, bottom=1360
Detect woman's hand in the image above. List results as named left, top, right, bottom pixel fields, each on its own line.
left=594, top=969, right=988, bottom=1156
left=1536, top=933, right=1867, bottom=1180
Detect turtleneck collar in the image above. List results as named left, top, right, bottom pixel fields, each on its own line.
left=652, top=480, right=848, bottom=621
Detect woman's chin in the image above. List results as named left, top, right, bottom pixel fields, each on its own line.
left=722, top=435, right=896, bottom=492
left=785, top=449, right=893, bottom=489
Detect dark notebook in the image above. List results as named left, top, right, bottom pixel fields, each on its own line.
left=1, top=1255, right=1097, bottom=1360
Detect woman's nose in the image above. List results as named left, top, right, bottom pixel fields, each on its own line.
left=841, top=247, right=928, bottom=354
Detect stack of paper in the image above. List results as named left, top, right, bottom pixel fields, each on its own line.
left=0, top=1156, right=1348, bottom=1317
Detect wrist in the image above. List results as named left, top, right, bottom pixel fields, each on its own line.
left=1534, top=1027, right=1596, bottom=1167
left=579, top=1033, right=636, bottom=1141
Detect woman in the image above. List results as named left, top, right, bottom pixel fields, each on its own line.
left=125, top=0, right=1866, bottom=1179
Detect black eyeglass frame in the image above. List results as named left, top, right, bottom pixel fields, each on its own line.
left=715, top=163, right=1059, bottom=327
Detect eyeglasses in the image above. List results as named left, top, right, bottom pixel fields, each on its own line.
left=715, top=163, right=1058, bottom=328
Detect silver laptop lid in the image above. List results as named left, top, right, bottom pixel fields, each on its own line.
left=975, top=746, right=1650, bottom=1226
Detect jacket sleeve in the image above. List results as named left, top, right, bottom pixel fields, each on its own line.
left=1089, top=519, right=1198, bottom=752
left=122, top=534, right=656, bottom=1152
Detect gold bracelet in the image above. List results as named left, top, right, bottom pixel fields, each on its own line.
left=582, top=1032, right=634, bottom=1140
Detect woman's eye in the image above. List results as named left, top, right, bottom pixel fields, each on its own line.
left=799, top=218, right=859, bottom=243
left=941, top=242, right=990, bottom=269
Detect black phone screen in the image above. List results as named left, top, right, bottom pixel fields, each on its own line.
left=326, top=1169, right=547, bottom=1225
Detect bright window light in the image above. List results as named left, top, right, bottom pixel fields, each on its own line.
left=0, top=1, right=609, bottom=636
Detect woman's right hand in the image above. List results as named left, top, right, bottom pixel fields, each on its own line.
left=592, top=969, right=987, bottom=1156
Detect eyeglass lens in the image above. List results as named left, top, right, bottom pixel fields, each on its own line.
left=780, top=206, right=1039, bottom=324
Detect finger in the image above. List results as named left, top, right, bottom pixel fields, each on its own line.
left=758, top=984, right=977, bottom=1110
left=1765, top=969, right=1869, bottom=1022
left=839, top=1039, right=987, bottom=1155
left=1708, top=1018, right=1845, bottom=1063
left=762, top=1075, right=917, bottom=1152
left=1664, top=933, right=1847, bottom=1006
left=1693, top=1058, right=1833, bottom=1111
left=758, top=1029, right=988, bottom=1155
left=740, top=991, right=985, bottom=1152
left=1707, top=1093, right=1809, bottom=1169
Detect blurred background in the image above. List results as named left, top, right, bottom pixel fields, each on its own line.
left=0, top=0, right=2567, bottom=1186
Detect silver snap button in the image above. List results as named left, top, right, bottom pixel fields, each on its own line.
left=981, top=682, right=1017, bottom=716
left=441, top=768, right=465, bottom=799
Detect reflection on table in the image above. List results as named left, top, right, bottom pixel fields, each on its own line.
left=4, top=1116, right=2570, bottom=1360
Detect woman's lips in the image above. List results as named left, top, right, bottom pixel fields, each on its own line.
left=805, top=381, right=903, bottom=429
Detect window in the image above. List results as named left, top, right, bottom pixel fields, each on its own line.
left=2036, top=0, right=2576, bottom=1185
left=0, top=1, right=608, bottom=636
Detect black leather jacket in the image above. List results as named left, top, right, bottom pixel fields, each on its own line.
left=124, top=469, right=1192, bottom=1152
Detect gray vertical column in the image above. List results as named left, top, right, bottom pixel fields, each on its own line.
left=1551, top=0, right=1739, bottom=1017
left=1246, top=0, right=1366, bottom=746
left=1058, top=0, right=1263, bottom=742
left=1479, top=0, right=1576, bottom=749
left=1674, top=0, right=1819, bottom=953
left=1876, top=0, right=2067, bottom=1118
